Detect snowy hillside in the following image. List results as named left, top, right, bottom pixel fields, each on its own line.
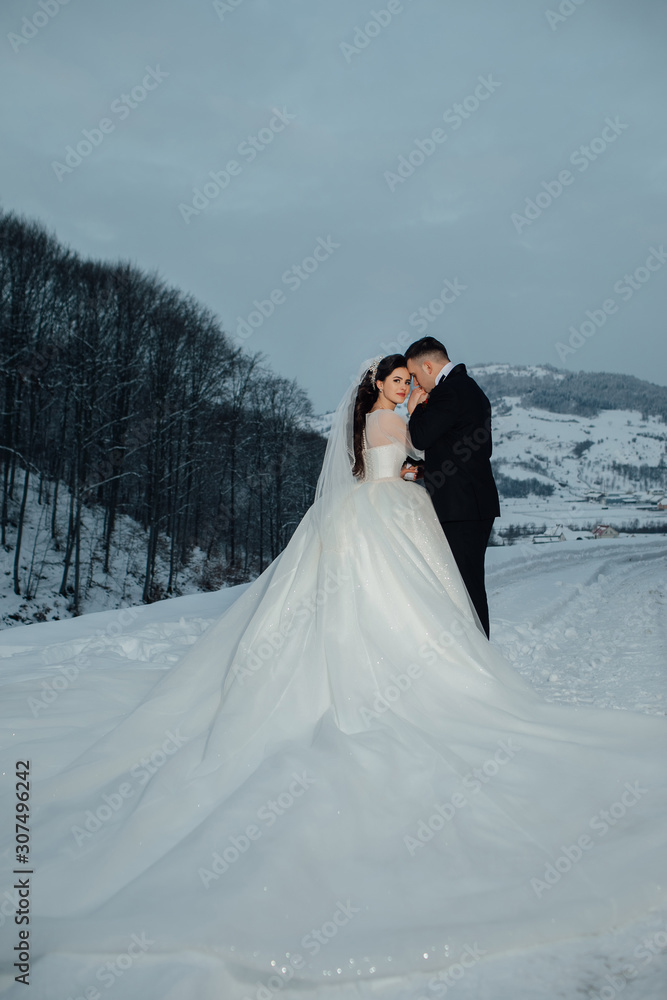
left=1, top=537, right=665, bottom=998
left=2, top=364, right=665, bottom=630
left=470, top=364, right=565, bottom=380
left=491, top=402, right=667, bottom=497
left=0, top=474, right=211, bottom=630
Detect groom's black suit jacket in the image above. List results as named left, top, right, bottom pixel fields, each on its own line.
left=408, top=364, right=500, bottom=523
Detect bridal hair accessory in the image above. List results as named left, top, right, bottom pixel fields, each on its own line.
left=368, top=356, right=383, bottom=388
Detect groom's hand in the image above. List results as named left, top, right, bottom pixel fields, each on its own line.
left=407, top=386, right=429, bottom=414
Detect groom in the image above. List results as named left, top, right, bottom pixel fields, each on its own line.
left=405, top=337, right=500, bottom=637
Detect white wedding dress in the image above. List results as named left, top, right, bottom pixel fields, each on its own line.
left=1, top=383, right=667, bottom=1000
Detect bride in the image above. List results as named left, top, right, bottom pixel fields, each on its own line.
left=3, top=355, right=667, bottom=1000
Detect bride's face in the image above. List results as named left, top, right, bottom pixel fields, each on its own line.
left=376, top=367, right=411, bottom=406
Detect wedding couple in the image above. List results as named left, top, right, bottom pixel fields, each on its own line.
left=355, top=335, right=499, bottom=637
left=9, top=337, right=667, bottom=998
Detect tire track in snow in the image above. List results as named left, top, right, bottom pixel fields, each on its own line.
left=490, top=543, right=667, bottom=712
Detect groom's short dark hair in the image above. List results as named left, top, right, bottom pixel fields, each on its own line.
left=405, top=337, right=449, bottom=364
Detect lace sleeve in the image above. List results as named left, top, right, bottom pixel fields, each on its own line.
left=365, top=411, right=424, bottom=460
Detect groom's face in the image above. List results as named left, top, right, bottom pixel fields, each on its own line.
left=407, top=358, right=436, bottom=393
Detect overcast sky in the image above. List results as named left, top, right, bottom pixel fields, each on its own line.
left=2, top=0, right=666, bottom=411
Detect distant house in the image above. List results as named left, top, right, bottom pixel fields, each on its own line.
left=533, top=532, right=564, bottom=544
left=593, top=524, right=619, bottom=539
left=563, top=525, right=594, bottom=541
left=532, top=526, right=566, bottom=544
left=658, top=498, right=667, bottom=510
left=532, top=524, right=595, bottom=543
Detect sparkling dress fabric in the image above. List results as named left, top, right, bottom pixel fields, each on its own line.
left=2, top=410, right=667, bottom=1000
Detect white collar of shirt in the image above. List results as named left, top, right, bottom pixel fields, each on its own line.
left=434, top=360, right=456, bottom=385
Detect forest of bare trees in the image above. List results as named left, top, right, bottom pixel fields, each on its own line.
left=0, top=210, right=326, bottom=613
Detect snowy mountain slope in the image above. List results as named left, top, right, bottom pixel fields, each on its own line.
left=491, top=401, right=667, bottom=497
left=0, top=537, right=665, bottom=999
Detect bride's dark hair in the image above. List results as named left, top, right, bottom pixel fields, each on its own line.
left=352, top=354, right=407, bottom=479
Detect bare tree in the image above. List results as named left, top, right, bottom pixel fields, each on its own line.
left=0, top=209, right=326, bottom=616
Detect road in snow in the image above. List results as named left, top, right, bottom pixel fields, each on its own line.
left=488, top=537, right=667, bottom=714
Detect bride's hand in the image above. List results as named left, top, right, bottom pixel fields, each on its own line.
left=401, top=465, right=419, bottom=481
left=407, top=386, right=429, bottom=414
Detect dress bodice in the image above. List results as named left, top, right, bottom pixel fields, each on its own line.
left=363, top=443, right=406, bottom=480
left=362, top=408, right=423, bottom=481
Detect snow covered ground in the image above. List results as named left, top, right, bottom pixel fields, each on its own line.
left=0, top=537, right=666, bottom=998
left=496, top=495, right=667, bottom=536
left=488, top=535, right=667, bottom=714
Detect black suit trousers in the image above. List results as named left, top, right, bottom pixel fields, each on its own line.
left=440, top=518, right=494, bottom=638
